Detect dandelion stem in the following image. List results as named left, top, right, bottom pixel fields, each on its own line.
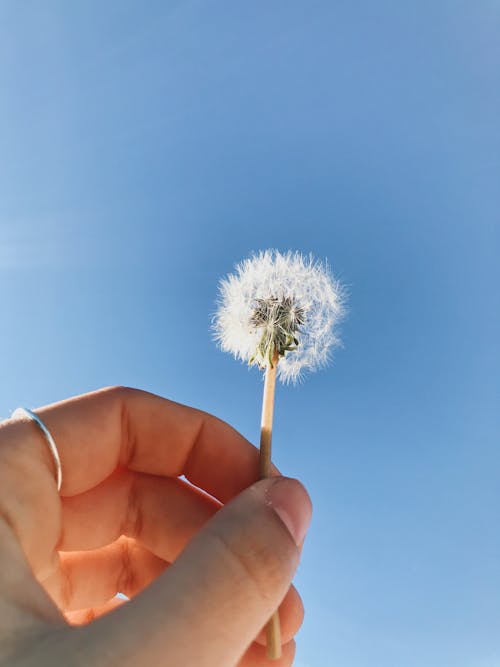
left=259, top=348, right=282, bottom=660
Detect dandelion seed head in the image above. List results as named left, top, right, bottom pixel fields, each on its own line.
left=213, top=249, right=346, bottom=384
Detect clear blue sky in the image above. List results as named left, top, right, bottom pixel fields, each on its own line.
left=1, top=2, right=499, bottom=666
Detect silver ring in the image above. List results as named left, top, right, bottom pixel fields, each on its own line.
left=11, top=407, right=63, bottom=492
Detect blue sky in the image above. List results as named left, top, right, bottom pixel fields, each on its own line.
left=1, top=2, right=499, bottom=665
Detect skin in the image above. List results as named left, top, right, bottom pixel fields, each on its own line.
left=0, top=386, right=312, bottom=667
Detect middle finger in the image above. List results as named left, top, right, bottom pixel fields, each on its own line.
left=59, top=468, right=220, bottom=561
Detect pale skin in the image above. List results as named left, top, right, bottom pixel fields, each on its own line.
left=0, top=386, right=312, bottom=667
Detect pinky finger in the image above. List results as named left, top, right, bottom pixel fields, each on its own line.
left=64, top=595, right=127, bottom=626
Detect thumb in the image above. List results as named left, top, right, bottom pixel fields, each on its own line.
left=81, top=477, right=312, bottom=667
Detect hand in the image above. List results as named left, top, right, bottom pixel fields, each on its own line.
left=0, top=387, right=312, bottom=667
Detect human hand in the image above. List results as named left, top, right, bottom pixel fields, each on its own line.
left=0, top=387, right=311, bottom=667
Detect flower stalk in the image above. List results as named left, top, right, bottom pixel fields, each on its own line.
left=258, top=347, right=282, bottom=659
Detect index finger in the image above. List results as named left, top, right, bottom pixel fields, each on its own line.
left=10, top=386, right=267, bottom=500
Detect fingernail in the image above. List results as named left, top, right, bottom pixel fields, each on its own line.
left=266, top=478, right=312, bottom=546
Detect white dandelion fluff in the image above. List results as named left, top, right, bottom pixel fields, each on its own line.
left=213, top=249, right=346, bottom=384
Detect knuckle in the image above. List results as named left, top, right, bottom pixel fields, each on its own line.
left=97, top=385, right=135, bottom=399
left=116, top=540, right=137, bottom=596
left=59, top=559, right=75, bottom=610
left=115, top=389, right=138, bottom=468
left=123, top=477, right=143, bottom=540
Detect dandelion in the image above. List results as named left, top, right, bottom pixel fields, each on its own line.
left=214, top=249, right=345, bottom=383
left=212, top=249, right=346, bottom=660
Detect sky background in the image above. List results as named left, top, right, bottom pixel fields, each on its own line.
left=0, top=2, right=499, bottom=666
